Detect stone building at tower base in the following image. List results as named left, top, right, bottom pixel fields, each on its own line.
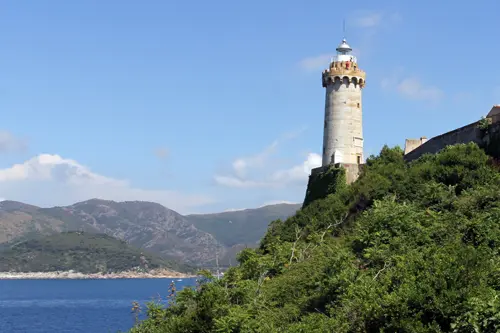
left=310, top=163, right=362, bottom=184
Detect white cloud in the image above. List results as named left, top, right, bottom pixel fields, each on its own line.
left=213, top=175, right=268, bottom=188
left=353, top=12, right=384, bottom=28
left=260, top=200, right=299, bottom=207
left=0, top=131, right=27, bottom=153
left=397, top=78, right=444, bottom=102
left=381, top=70, right=444, bottom=103
left=270, top=153, right=322, bottom=184
left=222, top=208, right=246, bottom=212
left=352, top=10, right=401, bottom=28
left=380, top=67, right=402, bottom=90
left=0, top=154, right=214, bottom=213
left=224, top=128, right=306, bottom=180
left=298, top=54, right=333, bottom=72
left=232, top=140, right=279, bottom=178
left=214, top=152, right=322, bottom=189
left=298, top=10, right=399, bottom=73
left=214, top=131, right=314, bottom=189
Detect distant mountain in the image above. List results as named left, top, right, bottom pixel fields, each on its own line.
left=0, top=199, right=220, bottom=266
left=0, top=231, right=191, bottom=273
left=186, top=203, right=301, bottom=247
left=0, top=201, right=69, bottom=244
left=0, top=200, right=301, bottom=267
left=186, top=203, right=301, bottom=263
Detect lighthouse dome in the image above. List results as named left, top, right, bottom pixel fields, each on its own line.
left=336, top=38, right=352, bottom=53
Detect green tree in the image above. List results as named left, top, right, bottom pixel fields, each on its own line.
left=129, top=143, right=500, bottom=333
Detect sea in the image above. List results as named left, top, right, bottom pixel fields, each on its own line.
left=0, top=278, right=197, bottom=333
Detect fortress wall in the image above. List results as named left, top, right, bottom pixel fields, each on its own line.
left=404, top=137, right=428, bottom=155
left=404, top=120, right=500, bottom=162
left=488, top=105, right=500, bottom=123
left=311, top=165, right=330, bottom=176
left=404, top=121, right=482, bottom=162
left=404, top=106, right=500, bottom=162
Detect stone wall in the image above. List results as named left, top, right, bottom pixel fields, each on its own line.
left=404, top=137, right=428, bottom=155
left=303, top=165, right=346, bottom=208
left=310, top=163, right=362, bottom=184
left=339, top=163, right=363, bottom=184
left=405, top=105, right=500, bottom=162
left=488, top=105, right=500, bottom=123
left=404, top=120, right=500, bottom=162
left=304, top=163, right=362, bottom=207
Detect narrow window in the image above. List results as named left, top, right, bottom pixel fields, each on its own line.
left=357, top=102, right=360, bottom=108
left=357, top=156, right=361, bottom=164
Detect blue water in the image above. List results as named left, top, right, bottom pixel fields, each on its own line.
left=0, top=278, right=197, bottom=333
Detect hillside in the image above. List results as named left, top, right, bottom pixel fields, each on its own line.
left=0, top=200, right=298, bottom=267
left=49, top=200, right=222, bottom=265
left=186, top=203, right=301, bottom=247
left=0, top=199, right=219, bottom=266
left=0, top=232, right=190, bottom=274
left=0, top=201, right=68, bottom=244
left=130, top=143, right=500, bottom=333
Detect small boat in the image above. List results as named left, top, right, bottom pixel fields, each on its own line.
left=176, top=279, right=183, bottom=282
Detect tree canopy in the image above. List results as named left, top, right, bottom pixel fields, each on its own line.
left=129, top=143, right=500, bottom=333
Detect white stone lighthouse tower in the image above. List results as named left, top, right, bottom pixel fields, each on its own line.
left=321, top=38, right=366, bottom=167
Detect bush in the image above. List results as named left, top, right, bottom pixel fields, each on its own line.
left=129, top=143, right=500, bottom=332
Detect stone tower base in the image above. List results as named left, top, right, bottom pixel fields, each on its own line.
left=311, top=163, right=362, bottom=184
left=303, top=163, right=363, bottom=208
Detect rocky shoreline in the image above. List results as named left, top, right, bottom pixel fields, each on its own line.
left=0, top=269, right=196, bottom=280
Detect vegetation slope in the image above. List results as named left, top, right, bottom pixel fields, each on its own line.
left=129, top=143, right=500, bottom=332
left=0, top=231, right=191, bottom=274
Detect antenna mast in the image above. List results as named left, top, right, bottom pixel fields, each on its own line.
left=215, top=245, right=220, bottom=280
left=343, top=19, right=346, bottom=39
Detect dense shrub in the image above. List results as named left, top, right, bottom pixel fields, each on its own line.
left=129, top=143, right=500, bottom=333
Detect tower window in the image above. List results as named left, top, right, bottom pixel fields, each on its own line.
left=357, top=102, right=360, bottom=108
left=357, top=156, right=361, bottom=164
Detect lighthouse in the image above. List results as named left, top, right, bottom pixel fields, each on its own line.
left=321, top=38, right=366, bottom=168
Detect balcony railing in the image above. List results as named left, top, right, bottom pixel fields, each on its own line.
left=330, top=54, right=357, bottom=63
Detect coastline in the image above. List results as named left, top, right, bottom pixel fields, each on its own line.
left=0, top=269, right=196, bottom=280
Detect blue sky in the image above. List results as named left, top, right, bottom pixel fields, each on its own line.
left=1, top=0, right=499, bottom=214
